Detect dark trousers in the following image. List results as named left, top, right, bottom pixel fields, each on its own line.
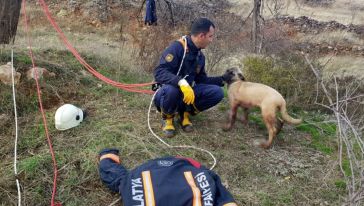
left=154, top=84, right=224, bottom=115
left=145, top=0, right=157, bottom=25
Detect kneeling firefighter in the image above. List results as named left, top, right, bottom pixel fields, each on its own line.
left=153, top=18, right=228, bottom=137
left=99, top=148, right=238, bottom=206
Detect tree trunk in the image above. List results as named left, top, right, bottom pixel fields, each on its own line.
left=0, top=0, right=22, bottom=44
left=164, top=0, right=175, bottom=26
left=252, top=0, right=262, bottom=53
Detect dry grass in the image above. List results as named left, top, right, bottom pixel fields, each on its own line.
left=0, top=47, right=346, bottom=205
left=319, top=55, right=364, bottom=82
left=228, top=0, right=364, bottom=25
left=0, top=65, right=346, bottom=205
left=296, top=30, right=364, bottom=46
left=16, top=5, right=145, bottom=74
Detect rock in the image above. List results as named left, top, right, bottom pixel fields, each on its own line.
left=91, top=20, right=101, bottom=27
left=0, top=62, right=21, bottom=85
left=83, top=0, right=109, bottom=23
left=80, top=70, right=92, bottom=77
left=57, top=9, right=68, bottom=17
left=26, top=67, right=56, bottom=80
left=68, top=0, right=79, bottom=12
left=275, top=15, right=364, bottom=36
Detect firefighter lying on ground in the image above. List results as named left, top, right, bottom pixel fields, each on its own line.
left=99, top=148, right=238, bottom=206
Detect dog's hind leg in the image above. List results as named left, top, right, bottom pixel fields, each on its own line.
left=223, top=104, right=239, bottom=131
left=275, top=117, right=284, bottom=136
left=260, top=107, right=277, bottom=149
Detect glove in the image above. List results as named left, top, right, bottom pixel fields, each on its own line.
left=99, top=148, right=120, bottom=164
left=178, top=79, right=195, bottom=105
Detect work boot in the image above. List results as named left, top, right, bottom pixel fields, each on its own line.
left=180, top=112, right=193, bottom=132
left=162, top=114, right=175, bottom=138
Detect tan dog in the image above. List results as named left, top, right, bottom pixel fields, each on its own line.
left=222, top=68, right=302, bottom=149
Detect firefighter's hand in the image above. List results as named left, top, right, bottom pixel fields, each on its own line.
left=178, top=79, right=195, bottom=105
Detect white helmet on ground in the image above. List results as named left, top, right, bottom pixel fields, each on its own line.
left=55, top=104, right=86, bottom=130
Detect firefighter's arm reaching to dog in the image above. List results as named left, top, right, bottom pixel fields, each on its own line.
left=193, top=54, right=225, bottom=86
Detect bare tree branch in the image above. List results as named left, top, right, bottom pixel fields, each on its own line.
left=303, top=53, right=364, bottom=206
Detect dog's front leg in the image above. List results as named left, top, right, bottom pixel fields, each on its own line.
left=239, top=108, right=249, bottom=125
left=223, top=104, right=238, bottom=131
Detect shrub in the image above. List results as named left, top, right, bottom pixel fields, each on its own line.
left=243, top=54, right=318, bottom=109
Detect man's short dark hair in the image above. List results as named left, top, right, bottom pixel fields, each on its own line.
left=190, top=18, right=215, bottom=36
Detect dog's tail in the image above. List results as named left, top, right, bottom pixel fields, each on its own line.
left=279, top=102, right=302, bottom=124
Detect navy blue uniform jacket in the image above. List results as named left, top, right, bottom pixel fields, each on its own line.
left=154, top=35, right=224, bottom=87
left=99, top=149, right=237, bottom=206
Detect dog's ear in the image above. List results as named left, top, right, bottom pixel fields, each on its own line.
left=238, top=73, right=245, bottom=81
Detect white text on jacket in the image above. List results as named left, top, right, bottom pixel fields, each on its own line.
left=195, top=172, right=213, bottom=206
left=132, top=178, right=144, bottom=206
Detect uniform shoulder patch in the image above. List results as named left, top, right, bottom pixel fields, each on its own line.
left=165, top=54, right=174, bottom=62
left=157, top=160, right=174, bottom=167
